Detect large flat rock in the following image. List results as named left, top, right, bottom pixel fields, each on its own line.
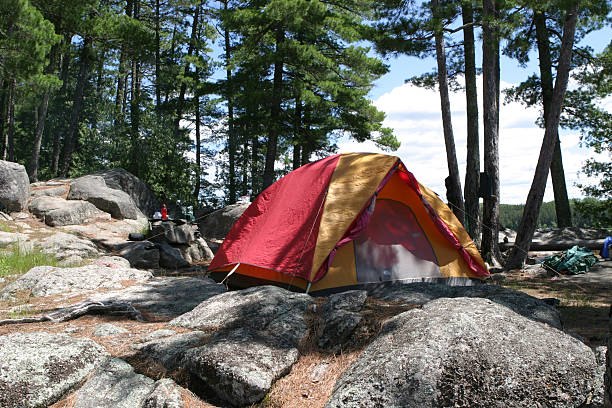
left=35, top=231, right=101, bottom=264
left=169, top=285, right=313, bottom=346
left=326, top=297, right=599, bottom=408
left=0, top=332, right=109, bottom=408
left=0, top=264, right=152, bottom=300
left=197, top=202, right=249, bottom=240
left=29, top=196, right=111, bottom=226
left=91, top=276, right=225, bottom=318
left=68, top=175, right=143, bottom=220
left=368, top=282, right=563, bottom=329
left=184, top=327, right=299, bottom=406
left=73, top=357, right=155, bottom=408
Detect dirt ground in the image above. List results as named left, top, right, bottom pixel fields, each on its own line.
left=500, top=257, right=612, bottom=347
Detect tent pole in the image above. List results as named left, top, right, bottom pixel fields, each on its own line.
left=220, top=263, right=241, bottom=285
left=305, top=282, right=312, bottom=294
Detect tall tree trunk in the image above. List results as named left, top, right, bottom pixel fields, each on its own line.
left=242, top=139, right=249, bottom=196
left=52, top=36, right=71, bottom=175
left=114, top=0, right=132, bottom=162
left=129, top=0, right=141, bottom=176
left=505, top=5, right=578, bottom=269
left=534, top=11, right=572, bottom=228
left=0, top=79, right=8, bottom=160
left=129, top=61, right=141, bottom=175
left=301, top=106, right=311, bottom=165
left=4, top=78, right=16, bottom=161
left=29, top=44, right=60, bottom=181
left=293, top=92, right=302, bottom=170
left=224, top=0, right=236, bottom=204
left=193, top=92, right=201, bottom=205
left=481, top=0, right=501, bottom=265
left=262, top=28, right=284, bottom=189
left=462, top=2, right=481, bottom=244
left=154, top=0, right=162, bottom=114
left=250, top=132, right=259, bottom=194
left=60, top=37, right=92, bottom=176
left=433, top=2, right=465, bottom=225
left=173, top=5, right=199, bottom=142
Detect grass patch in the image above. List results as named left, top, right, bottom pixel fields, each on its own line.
left=0, top=244, right=61, bottom=277
left=0, top=220, right=12, bottom=232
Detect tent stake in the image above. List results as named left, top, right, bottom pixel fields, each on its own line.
left=221, top=263, right=241, bottom=285
left=305, top=282, right=312, bottom=294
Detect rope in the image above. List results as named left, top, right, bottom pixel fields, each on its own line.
left=443, top=197, right=533, bottom=262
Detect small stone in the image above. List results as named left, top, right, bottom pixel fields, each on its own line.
left=93, top=323, right=129, bottom=337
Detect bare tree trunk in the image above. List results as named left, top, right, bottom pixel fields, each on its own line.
left=60, top=37, right=92, bottom=176
left=534, top=11, right=572, bottom=228
left=262, top=28, right=284, bottom=189
left=433, top=1, right=464, bottom=225
left=481, top=0, right=501, bottom=265
left=242, top=139, right=249, bottom=196
left=173, top=5, right=199, bottom=142
left=293, top=93, right=302, bottom=170
left=224, top=0, right=236, bottom=204
left=30, top=43, right=59, bottom=181
left=505, top=5, right=578, bottom=270
left=52, top=37, right=71, bottom=175
left=462, top=2, right=481, bottom=244
left=193, top=92, right=201, bottom=205
left=0, top=79, right=9, bottom=160
left=5, top=78, right=15, bottom=162
left=154, top=0, right=162, bottom=114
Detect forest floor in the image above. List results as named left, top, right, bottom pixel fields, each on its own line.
left=501, top=257, right=612, bottom=347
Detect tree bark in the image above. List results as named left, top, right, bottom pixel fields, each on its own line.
left=28, top=44, right=59, bottom=181
left=462, top=2, right=481, bottom=244
left=154, top=0, right=162, bottom=114
left=193, top=90, right=201, bottom=205
left=293, top=93, right=302, bottom=170
left=52, top=36, right=70, bottom=175
left=224, top=0, right=236, bottom=204
left=0, top=79, right=8, bottom=160
left=4, top=78, right=16, bottom=162
left=262, top=28, right=284, bottom=189
left=534, top=11, right=573, bottom=228
left=60, top=37, right=92, bottom=176
left=433, top=1, right=464, bottom=225
left=505, top=4, right=578, bottom=270
left=173, top=5, right=199, bottom=142
left=481, top=0, right=502, bottom=265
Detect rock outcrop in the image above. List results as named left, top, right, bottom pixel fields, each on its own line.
left=0, top=160, right=29, bottom=212
left=170, top=285, right=313, bottom=346
left=0, top=332, right=109, bottom=408
left=90, top=276, right=225, bottom=318
left=93, top=168, right=159, bottom=217
left=73, top=358, right=155, bottom=408
left=197, top=202, right=250, bottom=240
left=326, top=297, right=599, bottom=408
left=29, top=195, right=110, bottom=226
left=368, top=282, right=562, bottom=329
left=0, top=263, right=152, bottom=300
left=184, top=327, right=299, bottom=406
left=68, top=175, right=143, bottom=219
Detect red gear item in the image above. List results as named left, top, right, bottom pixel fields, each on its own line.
left=161, top=204, right=168, bottom=220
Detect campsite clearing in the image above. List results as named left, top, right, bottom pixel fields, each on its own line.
left=501, top=258, right=612, bottom=347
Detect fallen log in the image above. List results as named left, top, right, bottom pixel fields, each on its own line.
left=499, top=239, right=606, bottom=252
left=0, top=300, right=143, bottom=326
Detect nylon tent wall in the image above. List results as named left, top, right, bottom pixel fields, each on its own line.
left=208, top=153, right=489, bottom=294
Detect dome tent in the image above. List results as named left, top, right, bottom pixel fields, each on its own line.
left=208, top=153, right=488, bottom=295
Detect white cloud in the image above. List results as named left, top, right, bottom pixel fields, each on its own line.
left=338, top=78, right=602, bottom=204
